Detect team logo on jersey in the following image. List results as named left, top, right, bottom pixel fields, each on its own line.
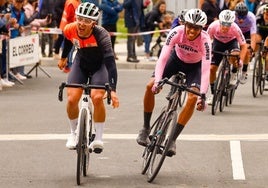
left=73, top=39, right=80, bottom=49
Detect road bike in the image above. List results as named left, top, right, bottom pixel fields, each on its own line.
left=211, top=50, right=241, bottom=115
left=141, top=72, right=205, bottom=183
left=58, top=82, right=111, bottom=185
left=252, top=40, right=267, bottom=98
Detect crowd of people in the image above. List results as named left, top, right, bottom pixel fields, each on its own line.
left=0, top=0, right=268, bottom=155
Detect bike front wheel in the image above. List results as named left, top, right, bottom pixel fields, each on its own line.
left=76, top=109, right=88, bottom=185
left=147, top=110, right=177, bottom=183
left=212, top=65, right=224, bottom=115
left=252, top=54, right=261, bottom=97
left=141, top=107, right=166, bottom=175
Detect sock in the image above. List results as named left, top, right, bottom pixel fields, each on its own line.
left=172, top=123, right=185, bottom=141
left=242, top=64, right=248, bottom=72
left=69, top=118, right=78, bottom=134
left=94, top=122, right=105, bottom=141
left=143, top=112, right=152, bottom=130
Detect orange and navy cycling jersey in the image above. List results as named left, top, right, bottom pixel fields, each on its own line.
left=63, top=22, right=117, bottom=90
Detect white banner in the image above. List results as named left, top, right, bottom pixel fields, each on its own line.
left=8, top=34, right=40, bottom=68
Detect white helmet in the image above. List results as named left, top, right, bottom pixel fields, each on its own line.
left=75, top=2, right=100, bottom=21
left=184, top=8, right=207, bottom=27
left=219, top=10, right=235, bottom=26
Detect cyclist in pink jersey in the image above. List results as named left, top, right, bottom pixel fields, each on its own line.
left=234, top=2, right=257, bottom=84
left=206, top=9, right=247, bottom=104
left=136, top=9, right=211, bottom=157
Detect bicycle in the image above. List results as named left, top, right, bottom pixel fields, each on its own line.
left=141, top=72, right=205, bottom=183
left=252, top=40, right=267, bottom=98
left=58, top=82, right=111, bottom=185
left=211, top=50, right=241, bottom=115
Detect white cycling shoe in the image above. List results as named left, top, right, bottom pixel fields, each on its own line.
left=66, top=133, right=77, bottom=150
left=89, top=140, right=104, bottom=154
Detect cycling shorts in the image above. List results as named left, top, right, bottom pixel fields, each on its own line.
left=211, top=38, right=239, bottom=66
left=67, top=59, right=108, bottom=85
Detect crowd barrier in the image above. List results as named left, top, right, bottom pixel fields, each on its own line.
left=3, top=27, right=169, bottom=84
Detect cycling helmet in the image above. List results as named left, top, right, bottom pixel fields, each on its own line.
left=219, top=9, right=235, bottom=26
left=264, top=4, right=268, bottom=13
left=75, top=2, right=100, bottom=21
left=235, top=2, right=248, bottom=17
left=184, top=8, right=207, bottom=27
left=178, top=9, right=188, bottom=23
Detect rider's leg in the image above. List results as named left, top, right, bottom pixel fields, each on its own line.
left=137, top=78, right=155, bottom=146
left=167, top=90, right=198, bottom=156
left=66, top=88, right=83, bottom=149
left=90, top=89, right=106, bottom=153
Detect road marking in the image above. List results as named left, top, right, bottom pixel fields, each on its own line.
left=0, top=134, right=267, bottom=141
left=230, top=141, right=245, bottom=180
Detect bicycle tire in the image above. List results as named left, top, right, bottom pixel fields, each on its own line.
left=212, top=64, right=224, bottom=115
left=141, top=108, right=166, bottom=175
left=76, top=109, right=87, bottom=185
left=252, top=54, right=260, bottom=97
left=83, top=110, right=93, bottom=177
left=259, top=57, right=265, bottom=95
left=147, top=110, right=177, bottom=183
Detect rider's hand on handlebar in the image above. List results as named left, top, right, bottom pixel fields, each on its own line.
left=58, top=58, right=67, bottom=70
left=152, top=82, right=162, bottom=94
left=111, top=91, right=119, bottom=108
left=196, top=94, right=207, bottom=111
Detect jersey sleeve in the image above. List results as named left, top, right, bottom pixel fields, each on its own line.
left=200, top=33, right=212, bottom=94
left=154, top=27, right=178, bottom=83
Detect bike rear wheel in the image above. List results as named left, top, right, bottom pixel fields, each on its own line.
left=76, top=109, right=88, bottom=185
left=147, top=110, right=177, bottom=183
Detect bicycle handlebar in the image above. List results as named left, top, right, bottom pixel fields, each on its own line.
left=212, top=50, right=240, bottom=58
left=158, top=78, right=206, bottom=100
left=58, top=82, right=112, bottom=105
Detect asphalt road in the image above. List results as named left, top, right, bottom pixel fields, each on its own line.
left=0, top=66, right=267, bottom=188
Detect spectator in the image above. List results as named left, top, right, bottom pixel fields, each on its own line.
left=123, top=0, right=151, bottom=63
left=99, top=0, right=123, bottom=60
left=201, top=0, right=221, bottom=30
left=10, top=0, right=27, bottom=80
left=39, top=0, right=56, bottom=58
left=142, top=0, right=166, bottom=60
left=23, top=0, right=50, bottom=31
left=0, top=0, right=15, bottom=88
left=52, top=0, right=65, bottom=60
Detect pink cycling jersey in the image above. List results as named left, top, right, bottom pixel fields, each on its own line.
left=154, top=25, right=211, bottom=94
left=207, top=20, right=246, bottom=45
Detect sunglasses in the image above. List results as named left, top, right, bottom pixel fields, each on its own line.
left=185, top=23, right=202, bottom=31
left=220, top=21, right=231, bottom=27
left=237, top=15, right=246, bottom=20
left=76, top=16, right=94, bottom=25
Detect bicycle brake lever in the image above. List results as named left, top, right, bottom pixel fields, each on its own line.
left=58, top=82, right=65, bottom=102
left=105, top=83, right=111, bottom=105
